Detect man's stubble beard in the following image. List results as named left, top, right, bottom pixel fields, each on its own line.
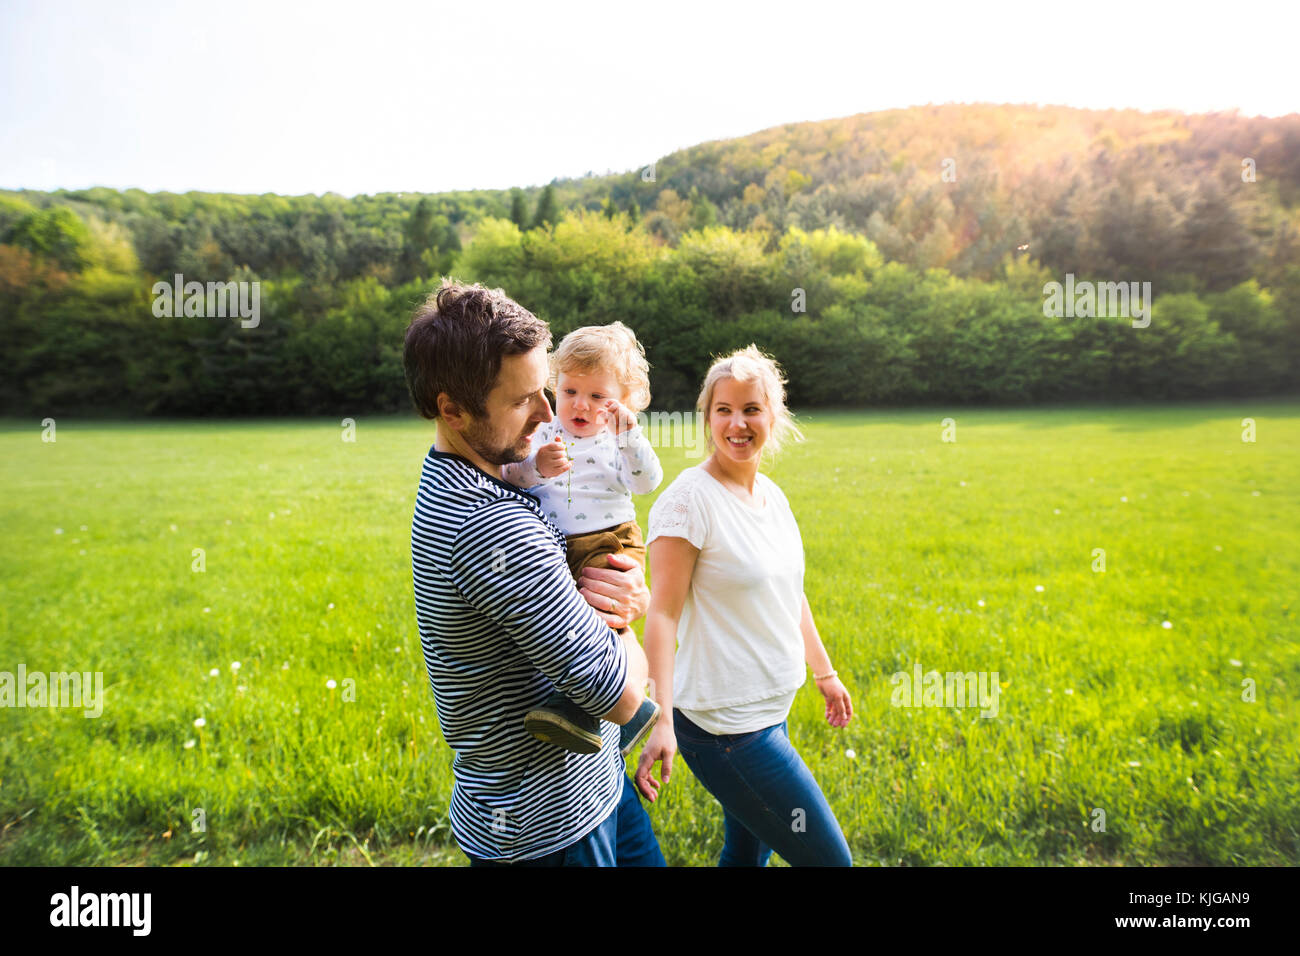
left=463, top=416, right=532, bottom=467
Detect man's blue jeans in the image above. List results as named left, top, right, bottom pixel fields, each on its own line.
left=672, top=708, right=853, bottom=867
left=464, top=773, right=665, bottom=867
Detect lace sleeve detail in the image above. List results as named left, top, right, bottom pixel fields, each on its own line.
left=647, top=474, right=707, bottom=550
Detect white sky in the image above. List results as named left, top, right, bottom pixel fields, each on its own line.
left=0, top=0, right=1295, bottom=197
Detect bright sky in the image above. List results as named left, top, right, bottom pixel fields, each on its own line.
left=0, top=0, right=1294, bottom=197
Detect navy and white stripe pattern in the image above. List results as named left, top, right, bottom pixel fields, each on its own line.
left=411, top=448, right=627, bottom=861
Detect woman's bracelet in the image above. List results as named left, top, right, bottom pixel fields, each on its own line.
left=813, top=669, right=837, bottom=681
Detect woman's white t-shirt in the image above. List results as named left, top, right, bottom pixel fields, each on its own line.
left=645, top=465, right=807, bottom=735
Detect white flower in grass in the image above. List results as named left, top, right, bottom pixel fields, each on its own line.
left=183, top=739, right=196, bottom=750
left=1229, top=659, right=1242, bottom=667
left=237, top=685, right=246, bottom=695
left=269, top=512, right=276, bottom=519
left=1034, top=585, right=1044, bottom=593
left=326, top=679, right=337, bottom=690
left=209, top=668, right=219, bottom=677
left=1162, top=621, right=1172, bottom=629
left=282, top=662, right=290, bottom=671
left=1064, top=688, right=1074, bottom=695
left=845, top=749, right=856, bottom=759
left=328, top=603, right=335, bottom=610
left=1120, top=496, right=1127, bottom=503
left=977, top=599, right=985, bottom=608
left=54, top=528, right=63, bottom=534
left=193, top=717, right=206, bottom=729
left=1127, top=761, right=1141, bottom=767
left=1053, top=509, right=1060, bottom=514
left=231, top=661, right=241, bottom=672
left=1251, top=491, right=1260, bottom=497
left=393, top=647, right=401, bottom=653
left=959, top=481, right=966, bottom=487
left=1214, top=545, right=1223, bottom=552
left=170, top=524, right=178, bottom=532
left=203, top=607, right=211, bottom=613
left=80, top=525, right=87, bottom=531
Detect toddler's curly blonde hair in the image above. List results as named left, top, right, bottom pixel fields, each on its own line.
left=549, top=321, right=652, bottom=413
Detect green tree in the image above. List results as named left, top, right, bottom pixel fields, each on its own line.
left=532, top=184, right=558, bottom=230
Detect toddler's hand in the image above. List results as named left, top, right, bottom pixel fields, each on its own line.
left=536, top=436, right=572, bottom=479
left=602, top=399, right=637, bottom=435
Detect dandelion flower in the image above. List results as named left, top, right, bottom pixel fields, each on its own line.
left=1162, top=621, right=1172, bottom=629
left=1229, top=659, right=1242, bottom=667
left=209, top=668, right=219, bottom=677
left=328, top=603, right=335, bottom=610
left=326, top=679, right=337, bottom=690
left=845, top=749, right=857, bottom=759
left=1034, top=585, right=1044, bottom=593
left=977, top=599, right=985, bottom=608
left=54, top=528, right=63, bottom=534
left=170, top=524, right=178, bottom=532
left=231, top=661, right=241, bottom=672
left=203, top=607, right=211, bottom=613
left=269, top=512, right=276, bottom=519
left=1127, top=761, right=1141, bottom=767
left=1064, top=688, right=1074, bottom=695
left=193, top=717, right=206, bottom=728
left=1120, top=496, right=1127, bottom=503
left=1053, top=508, right=1061, bottom=514
left=183, top=739, right=196, bottom=750
left=282, top=662, right=290, bottom=670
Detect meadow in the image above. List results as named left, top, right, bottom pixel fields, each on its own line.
left=1, top=400, right=1297, bottom=866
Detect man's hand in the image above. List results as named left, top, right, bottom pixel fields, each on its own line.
left=535, top=436, right=572, bottom=479
left=579, top=551, right=649, bottom=629
left=601, top=399, right=638, bottom=436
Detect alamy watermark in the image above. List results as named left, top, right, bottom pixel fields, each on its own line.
left=890, top=662, right=1000, bottom=718
left=615, top=411, right=706, bottom=459
left=152, top=273, right=260, bottom=328
left=1043, top=274, right=1150, bottom=328
left=1, top=665, right=103, bottom=717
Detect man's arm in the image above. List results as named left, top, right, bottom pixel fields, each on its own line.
left=450, top=498, right=643, bottom=724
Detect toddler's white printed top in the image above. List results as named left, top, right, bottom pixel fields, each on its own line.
left=511, top=420, right=664, bottom=535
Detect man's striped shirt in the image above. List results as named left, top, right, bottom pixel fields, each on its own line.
left=411, top=447, right=627, bottom=861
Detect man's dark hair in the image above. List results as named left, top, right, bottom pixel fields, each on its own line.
left=403, top=280, right=552, bottom=420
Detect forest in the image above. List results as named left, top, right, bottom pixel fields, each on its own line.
left=2, top=103, right=1296, bottom=414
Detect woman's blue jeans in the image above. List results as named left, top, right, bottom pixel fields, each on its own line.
left=673, top=708, right=852, bottom=867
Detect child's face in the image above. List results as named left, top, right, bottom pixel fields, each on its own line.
left=555, top=368, right=626, bottom=438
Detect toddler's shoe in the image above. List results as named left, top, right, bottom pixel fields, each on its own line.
left=525, top=691, right=604, bottom=754
left=618, top=697, right=661, bottom=757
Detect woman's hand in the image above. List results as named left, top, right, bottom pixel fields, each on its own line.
left=635, top=722, right=677, bottom=803
left=817, top=675, right=853, bottom=728
left=579, top=551, right=649, bottom=629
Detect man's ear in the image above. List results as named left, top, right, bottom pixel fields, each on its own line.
left=436, top=392, right=467, bottom=431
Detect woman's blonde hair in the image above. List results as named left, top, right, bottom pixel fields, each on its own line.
left=696, top=344, right=803, bottom=456
left=549, top=321, right=652, bottom=413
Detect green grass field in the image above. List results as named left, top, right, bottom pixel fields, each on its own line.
left=2, top=401, right=1298, bottom=866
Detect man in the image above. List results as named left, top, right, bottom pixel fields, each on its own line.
left=404, top=279, right=664, bottom=866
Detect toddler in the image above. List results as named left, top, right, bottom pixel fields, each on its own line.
left=503, top=321, right=663, bottom=757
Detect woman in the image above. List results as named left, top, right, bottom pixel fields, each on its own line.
left=634, top=345, right=854, bottom=867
